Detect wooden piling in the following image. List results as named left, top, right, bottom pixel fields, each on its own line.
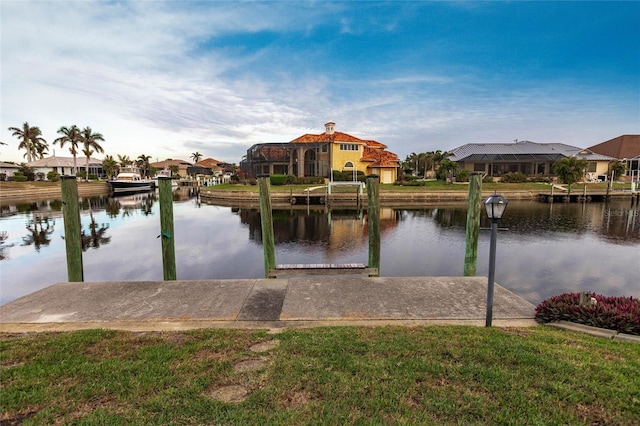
left=60, top=176, right=84, bottom=282
left=367, top=175, right=380, bottom=276
left=158, top=177, right=176, bottom=280
left=258, top=174, right=276, bottom=278
left=464, top=173, right=482, bottom=276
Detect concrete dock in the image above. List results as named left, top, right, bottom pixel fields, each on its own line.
left=0, top=276, right=536, bottom=332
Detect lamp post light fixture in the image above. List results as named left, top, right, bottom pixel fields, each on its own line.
left=483, top=194, right=508, bottom=327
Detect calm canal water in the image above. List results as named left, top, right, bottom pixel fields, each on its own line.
left=1, top=188, right=638, bottom=306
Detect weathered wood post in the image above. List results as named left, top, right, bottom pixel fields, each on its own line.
left=60, top=176, right=84, bottom=282
left=464, top=172, right=482, bottom=276
left=158, top=177, right=176, bottom=280
left=367, top=175, right=380, bottom=276
left=257, top=174, right=276, bottom=278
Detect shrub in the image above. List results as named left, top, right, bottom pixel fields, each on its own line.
left=13, top=172, right=28, bottom=182
left=270, top=174, right=289, bottom=186
left=47, top=170, right=61, bottom=182
left=535, top=292, right=640, bottom=335
left=456, top=169, right=470, bottom=182
left=501, top=172, right=527, bottom=183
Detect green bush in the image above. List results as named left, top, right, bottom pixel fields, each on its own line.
left=501, top=172, right=527, bottom=183
left=47, top=170, right=61, bottom=182
left=456, top=169, right=470, bottom=182
left=13, top=174, right=28, bottom=182
left=270, top=174, right=289, bottom=185
left=76, top=170, right=87, bottom=179
left=332, top=170, right=365, bottom=182
left=535, top=292, right=640, bottom=335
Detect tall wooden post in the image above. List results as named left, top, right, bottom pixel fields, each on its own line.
left=257, top=174, right=276, bottom=277
left=60, top=176, right=83, bottom=282
left=158, top=177, right=176, bottom=280
left=464, top=172, right=482, bottom=276
left=367, top=175, right=380, bottom=276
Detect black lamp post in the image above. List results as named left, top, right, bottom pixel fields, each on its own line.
left=483, top=194, right=508, bottom=327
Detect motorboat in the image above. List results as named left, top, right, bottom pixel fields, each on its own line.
left=108, top=167, right=152, bottom=193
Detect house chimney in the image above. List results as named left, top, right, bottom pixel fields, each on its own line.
left=325, top=122, right=335, bottom=135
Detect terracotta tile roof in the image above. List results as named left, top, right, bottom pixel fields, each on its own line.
left=291, top=131, right=365, bottom=144
left=291, top=130, right=389, bottom=150
left=290, top=124, right=397, bottom=167
left=587, top=135, right=640, bottom=159
left=150, top=159, right=192, bottom=169
left=362, top=146, right=400, bottom=167
left=196, top=158, right=223, bottom=168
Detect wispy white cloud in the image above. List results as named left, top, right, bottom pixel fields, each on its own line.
left=1, top=1, right=638, bottom=164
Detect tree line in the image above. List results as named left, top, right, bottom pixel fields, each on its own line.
left=7, top=122, right=104, bottom=181
left=6, top=122, right=210, bottom=181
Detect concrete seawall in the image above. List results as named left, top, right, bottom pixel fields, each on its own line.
left=200, top=188, right=537, bottom=207
left=0, top=182, right=111, bottom=203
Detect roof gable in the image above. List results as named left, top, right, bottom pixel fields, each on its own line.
left=587, top=135, right=640, bottom=159
left=196, top=158, right=223, bottom=168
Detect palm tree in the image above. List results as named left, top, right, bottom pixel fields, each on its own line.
left=102, top=155, right=118, bottom=179
left=8, top=122, right=47, bottom=163
left=552, top=156, right=588, bottom=197
left=406, top=152, right=419, bottom=176
left=54, top=125, right=82, bottom=175
left=430, top=150, right=449, bottom=176
left=191, top=151, right=203, bottom=163
left=31, top=139, right=49, bottom=160
left=80, top=127, right=105, bottom=181
left=437, top=159, right=458, bottom=183
left=117, top=154, right=133, bottom=168
left=136, top=154, right=152, bottom=178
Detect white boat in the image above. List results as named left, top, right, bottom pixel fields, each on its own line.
left=152, top=169, right=179, bottom=189
left=108, top=167, right=152, bottom=193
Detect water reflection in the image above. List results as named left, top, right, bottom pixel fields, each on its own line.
left=81, top=204, right=111, bottom=251
left=21, top=215, right=56, bottom=252
left=0, top=192, right=638, bottom=306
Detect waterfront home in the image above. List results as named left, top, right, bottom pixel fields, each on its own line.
left=150, top=159, right=192, bottom=178
left=0, top=162, right=20, bottom=180
left=448, top=141, right=615, bottom=181
left=240, top=122, right=401, bottom=184
left=193, top=157, right=226, bottom=176
left=26, top=155, right=105, bottom=180
left=587, top=135, right=640, bottom=179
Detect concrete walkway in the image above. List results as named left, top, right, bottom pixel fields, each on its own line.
left=0, top=277, right=536, bottom=332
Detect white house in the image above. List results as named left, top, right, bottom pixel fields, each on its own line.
left=27, top=156, right=105, bottom=180
left=0, top=162, right=21, bottom=180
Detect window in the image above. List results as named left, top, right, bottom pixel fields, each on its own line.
left=340, top=144, right=358, bottom=151
left=473, top=163, right=485, bottom=172
left=344, top=162, right=354, bottom=168
left=321, top=144, right=328, bottom=153
left=587, top=162, right=597, bottom=173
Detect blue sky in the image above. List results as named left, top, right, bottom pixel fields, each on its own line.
left=1, top=1, right=638, bottom=165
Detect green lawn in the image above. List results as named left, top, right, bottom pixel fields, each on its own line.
left=2, top=326, right=638, bottom=425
